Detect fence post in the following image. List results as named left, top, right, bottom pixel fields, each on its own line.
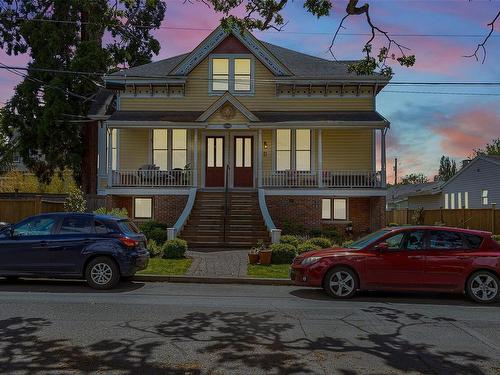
left=35, top=195, right=42, bottom=214
left=492, top=203, right=496, bottom=233
left=406, top=209, right=410, bottom=225
left=462, top=205, right=466, bottom=229
left=439, top=206, right=443, bottom=224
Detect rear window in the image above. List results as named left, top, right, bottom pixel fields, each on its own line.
left=117, top=220, right=140, bottom=235
left=462, top=233, right=483, bottom=249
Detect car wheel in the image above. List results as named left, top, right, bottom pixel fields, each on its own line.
left=466, top=271, right=499, bottom=303
left=4, top=276, right=19, bottom=282
left=120, top=276, right=134, bottom=282
left=85, top=257, right=120, bottom=290
left=323, top=267, right=358, bottom=299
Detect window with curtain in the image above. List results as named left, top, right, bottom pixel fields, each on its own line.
left=172, top=129, right=187, bottom=169
left=212, top=58, right=229, bottom=91
left=153, top=129, right=168, bottom=170
left=234, top=58, right=251, bottom=91
left=333, top=198, right=348, bottom=220
left=276, top=129, right=291, bottom=171
left=111, top=129, right=118, bottom=170
left=295, top=129, right=311, bottom=171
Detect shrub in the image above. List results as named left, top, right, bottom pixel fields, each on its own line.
left=94, top=207, right=128, bottom=218
left=64, top=186, right=87, bottom=212
left=342, top=239, right=354, bottom=248
left=147, top=239, right=163, bottom=258
left=269, top=243, right=297, bottom=264
left=308, top=229, right=322, bottom=238
left=320, top=228, right=342, bottom=243
left=492, top=235, right=500, bottom=243
left=297, top=241, right=321, bottom=254
left=282, top=220, right=306, bottom=235
left=388, top=222, right=399, bottom=227
left=279, top=235, right=300, bottom=248
left=307, top=237, right=332, bottom=249
left=162, top=238, right=188, bottom=259
left=139, top=221, right=167, bottom=243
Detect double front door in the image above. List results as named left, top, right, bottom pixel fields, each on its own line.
left=205, top=135, right=253, bottom=188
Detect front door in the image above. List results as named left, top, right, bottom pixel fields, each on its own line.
left=205, top=136, right=225, bottom=187
left=234, top=136, right=253, bottom=188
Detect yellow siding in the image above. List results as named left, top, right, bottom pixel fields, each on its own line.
left=322, top=129, right=373, bottom=171
left=262, top=129, right=272, bottom=170
left=119, top=129, right=149, bottom=169
left=119, top=57, right=374, bottom=112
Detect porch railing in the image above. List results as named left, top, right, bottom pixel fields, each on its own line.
left=261, top=170, right=383, bottom=188
left=111, top=169, right=193, bottom=187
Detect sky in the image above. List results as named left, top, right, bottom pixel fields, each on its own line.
left=0, top=0, right=499, bottom=182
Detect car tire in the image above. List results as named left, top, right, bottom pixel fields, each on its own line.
left=4, top=276, right=19, bottom=282
left=323, top=266, right=359, bottom=299
left=466, top=270, right=499, bottom=303
left=120, top=276, right=134, bottom=282
left=85, top=257, right=120, bottom=290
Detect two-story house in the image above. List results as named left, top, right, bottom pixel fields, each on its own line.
left=86, top=25, right=390, bottom=247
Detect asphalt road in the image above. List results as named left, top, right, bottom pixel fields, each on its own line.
left=0, top=279, right=499, bottom=375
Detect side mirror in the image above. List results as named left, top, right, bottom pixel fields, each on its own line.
left=375, top=242, right=389, bottom=251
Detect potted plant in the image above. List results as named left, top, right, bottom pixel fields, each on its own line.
left=248, top=249, right=259, bottom=265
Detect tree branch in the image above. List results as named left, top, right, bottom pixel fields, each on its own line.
left=464, top=10, right=499, bottom=63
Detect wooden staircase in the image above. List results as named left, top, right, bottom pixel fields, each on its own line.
left=180, top=191, right=269, bottom=248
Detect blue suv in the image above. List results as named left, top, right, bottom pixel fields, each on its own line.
left=0, top=213, right=149, bottom=289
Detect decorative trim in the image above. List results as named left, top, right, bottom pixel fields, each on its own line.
left=196, top=92, right=259, bottom=122
left=171, top=26, right=291, bottom=76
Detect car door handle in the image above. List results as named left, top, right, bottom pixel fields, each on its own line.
left=408, top=255, right=423, bottom=260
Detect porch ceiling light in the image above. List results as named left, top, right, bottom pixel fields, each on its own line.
left=223, top=123, right=232, bottom=129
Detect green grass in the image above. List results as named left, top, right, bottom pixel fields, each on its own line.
left=137, top=257, right=193, bottom=276
left=247, top=264, right=291, bottom=279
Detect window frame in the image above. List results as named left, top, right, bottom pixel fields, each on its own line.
left=151, top=129, right=188, bottom=170
left=482, top=190, right=488, bottom=206
left=133, top=197, right=153, bottom=219
left=321, top=197, right=349, bottom=222
left=208, top=54, right=255, bottom=96
left=273, top=129, right=313, bottom=171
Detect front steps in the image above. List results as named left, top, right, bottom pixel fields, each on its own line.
left=180, top=191, right=269, bottom=248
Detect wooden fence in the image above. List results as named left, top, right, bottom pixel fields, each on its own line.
left=386, top=205, right=499, bottom=234
left=0, top=194, right=106, bottom=223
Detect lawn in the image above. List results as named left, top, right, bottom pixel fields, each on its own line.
left=247, top=264, right=290, bottom=279
left=137, top=258, right=193, bottom=276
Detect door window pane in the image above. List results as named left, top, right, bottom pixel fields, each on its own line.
left=234, top=58, right=251, bottom=91
left=14, top=217, right=57, bottom=236
left=429, top=230, right=465, bottom=250
left=276, top=129, right=291, bottom=171
left=212, top=58, right=229, bottom=91
left=60, top=217, right=93, bottom=234
left=236, top=138, right=243, bottom=167
left=321, top=199, right=331, bottom=220
left=244, top=138, right=252, bottom=167
left=405, top=230, right=425, bottom=250
left=333, top=198, right=347, bottom=220
left=216, top=138, right=223, bottom=167
left=207, top=138, right=215, bottom=167
left=134, top=198, right=153, bottom=219
left=385, top=232, right=405, bottom=250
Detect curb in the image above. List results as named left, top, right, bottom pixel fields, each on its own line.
left=133, top=274, right=293, bottom=286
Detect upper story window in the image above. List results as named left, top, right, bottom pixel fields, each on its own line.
left=210, top=55, right=253, bottom=95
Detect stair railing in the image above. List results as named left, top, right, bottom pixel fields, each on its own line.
left=223, top=164, right=230, bottom=244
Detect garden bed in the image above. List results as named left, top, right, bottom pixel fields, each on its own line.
left=138, top=258, right=193, bottom=276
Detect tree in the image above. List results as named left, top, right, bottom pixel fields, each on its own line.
left=0, top=111, right=15, bottom=174
left=435, top=156, right=457, bottom=182
left=400, top=173, right=429, bottom=185
left=0, top=1, right=166, bottom=183
left=474, top=138, right=500, bottom=157
left=64, top=186, right=87, bottom=212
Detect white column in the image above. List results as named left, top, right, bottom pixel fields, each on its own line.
left=107, top=128, right=113, bottom=188
left=381, top=128, right=387, bottom=187
left=317, top=128, right=323, bottom=187
left=257, top=129, right=263, bottom=187
left=193, top=129, right=198, bottom=186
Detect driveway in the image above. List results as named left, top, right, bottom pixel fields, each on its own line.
left=0, top=279, right=499, bottom=374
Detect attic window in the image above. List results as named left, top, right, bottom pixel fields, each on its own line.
left=209, top=55, right=253, bottom=95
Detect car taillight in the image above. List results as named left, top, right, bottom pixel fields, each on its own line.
left=119, top=236, right=139, bottom=248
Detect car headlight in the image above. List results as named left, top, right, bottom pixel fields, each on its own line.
left=301, top=256, right=321, bottom=266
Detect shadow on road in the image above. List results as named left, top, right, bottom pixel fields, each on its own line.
left=0, top=278, right=145, bottom=293
left=290, top=288, right=500, bottom=307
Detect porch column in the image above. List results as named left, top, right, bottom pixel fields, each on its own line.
left=193, top=129, right=198, bottom=186
left=257, top=129, right=263, bottom=187
left=97, top=121, right=107, bottom=181
left=317, top=128, right=323, bottom=187
left=107, top=127, right=113, bottom=188
left=381, top=128, right=387, bottom=187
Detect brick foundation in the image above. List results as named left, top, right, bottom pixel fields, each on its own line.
left=266, top=195, right=386, bottom=237
left=105, top=195, right=187, bottom=226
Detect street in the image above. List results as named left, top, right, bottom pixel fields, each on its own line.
left=0, top=279, right=499, bottom=375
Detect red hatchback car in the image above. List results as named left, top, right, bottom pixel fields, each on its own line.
left=291, top=226, right=500, bottom=303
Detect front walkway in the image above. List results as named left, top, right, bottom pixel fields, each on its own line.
left=186, top=249, right=248, bottom=277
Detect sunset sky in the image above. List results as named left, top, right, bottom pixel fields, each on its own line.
left=0, top=0, right=499, bottom=182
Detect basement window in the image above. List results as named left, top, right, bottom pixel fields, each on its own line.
left=321, top=198, right=348, bottom=221
left=134, top=197, right=153, bottom=219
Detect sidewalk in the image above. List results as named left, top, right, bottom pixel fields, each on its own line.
left=186, top=249, right=249, bottom=277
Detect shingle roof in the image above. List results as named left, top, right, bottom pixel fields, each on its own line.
left=109, top=53, right=189, bottom=78
left=88, top=89, right=115, bottom=116
left=108, top=111, right=203, bottom=122
left=387, top=181, right=443, bottom=203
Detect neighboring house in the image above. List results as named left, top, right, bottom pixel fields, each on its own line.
left=85, top=25, right=391, bottom=246
left=441, top=155, right=500, bottom=209
left=386, top=182, right=443, bottom=210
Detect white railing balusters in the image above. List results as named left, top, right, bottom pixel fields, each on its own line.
left=111, top=170, right=193, bottom=187
left=260, top=170, right=383, bottom=188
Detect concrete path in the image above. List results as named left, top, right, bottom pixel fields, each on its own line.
left=186, top=249, right=248, bottom=277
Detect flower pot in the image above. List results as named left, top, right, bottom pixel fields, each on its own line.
left=258, top=250, right=272, bottom=265
left=248, top=253, right=259, bottom=265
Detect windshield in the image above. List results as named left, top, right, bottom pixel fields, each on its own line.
left=347, top=229, right=391, bottom=249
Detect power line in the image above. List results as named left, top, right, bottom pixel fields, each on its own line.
left=383, top=90, right=500, bottom=96
left=0, top=15, right=499, bottom=38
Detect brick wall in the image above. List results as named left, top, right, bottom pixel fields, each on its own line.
left=266, top=195, right=385, bottom=237
left=105, top=194, right=187, bottom=226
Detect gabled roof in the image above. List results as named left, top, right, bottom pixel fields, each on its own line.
left=196, top=92, right=259, bottom=122
left=387, top=181, right=443, bottom=203
left=440, top=154, right=500, bottom=188
left=87, top=88, right=115, bottom=119
left=107, top=25, right=389, bottom=82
